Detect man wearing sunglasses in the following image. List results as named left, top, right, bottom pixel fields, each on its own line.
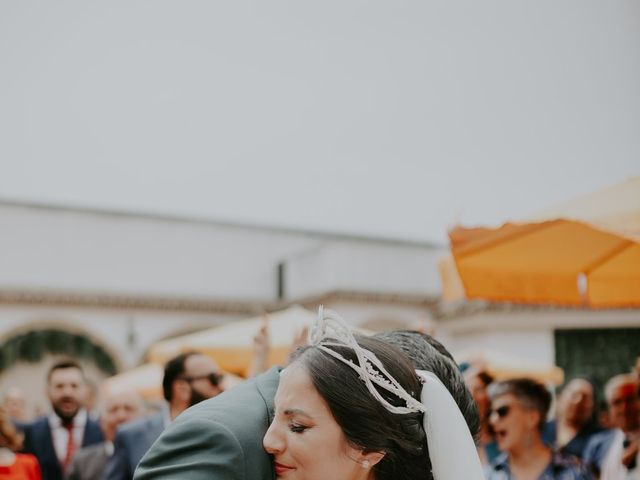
left=105, top=351, right=224, bottom=480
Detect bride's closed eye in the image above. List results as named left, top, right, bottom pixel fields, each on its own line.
left=289, top=423, right=309, bottom=433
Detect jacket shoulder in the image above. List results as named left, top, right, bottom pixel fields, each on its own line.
left=135, top=370, right=280, bottom=480
left=135, top=416, right=260, bottom=480
left=585, top=429, right=616, bottom=450
left=83, top=417, right=104, bottom=445
left=583, top=429, right=617, bottom=465
left=22, top=417, right=49, bottom=440
left=118, top=410, right=164, bottom=437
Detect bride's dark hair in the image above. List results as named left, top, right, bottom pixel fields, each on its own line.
left=291, top=335, right=433, bottom=479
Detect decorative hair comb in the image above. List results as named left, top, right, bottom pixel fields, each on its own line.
left=310, top=306, right=425, bottom=415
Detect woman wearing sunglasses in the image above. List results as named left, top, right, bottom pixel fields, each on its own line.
left=486, top=378, right=593, bottom=479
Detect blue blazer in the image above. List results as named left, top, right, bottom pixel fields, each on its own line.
left=583, top=429, right=617, bottom=474
left=21, top=415, right=104, bottom=480
left=103, top=410, right=166, bottom=480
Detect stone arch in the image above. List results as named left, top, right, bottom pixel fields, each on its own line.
left=0, top=321, right=120, bottom=375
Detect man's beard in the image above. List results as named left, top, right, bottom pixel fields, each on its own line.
left=53, top=402, right=79, bottom=423
left=189, top=387, right=210, bottom=407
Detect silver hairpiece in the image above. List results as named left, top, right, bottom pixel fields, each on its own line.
left=309, top=306, right=425, bottom=415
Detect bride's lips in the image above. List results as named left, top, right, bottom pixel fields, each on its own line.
left=274, top=462, right=295, bottom=476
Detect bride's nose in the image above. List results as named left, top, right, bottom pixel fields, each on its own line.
left=263, top=422, right=284, bottom=455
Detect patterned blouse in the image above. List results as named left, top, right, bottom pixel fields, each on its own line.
left=485, top=451, right=594, bottom=480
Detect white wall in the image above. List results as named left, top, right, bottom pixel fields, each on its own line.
left=0, top=305, right=245, bottom=370
left=285, top=242, right=444, bottom=299
left=437, top=307, right=640, bottom=367
left=0, top=203, right=441, bottom=301
left=0, top=204, right=314, bottom=300
left=0, top=203, right=444, bottom=413
left=320, top=300, right=430, bottom=330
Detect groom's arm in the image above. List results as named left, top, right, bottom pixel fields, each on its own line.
left=134, top=416, right=246, bottom=480
left=136, top=368, right=278, bottom=480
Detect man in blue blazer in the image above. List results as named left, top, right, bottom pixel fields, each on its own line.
left=21, top=360, right=104, bottom=480
left=583, top=429, right=617, bottom=474
left=105, top=351, right=224, bottom=480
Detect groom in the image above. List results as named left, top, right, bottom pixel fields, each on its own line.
left=134, top=330, right=478, bottom=479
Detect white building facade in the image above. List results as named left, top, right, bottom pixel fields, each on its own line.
left=2, top=200, right=638, bottom=415
left=0, top=200, right=443, bottom=412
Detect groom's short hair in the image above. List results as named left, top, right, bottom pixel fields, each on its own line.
left=373, top=330, right=480, bottom=439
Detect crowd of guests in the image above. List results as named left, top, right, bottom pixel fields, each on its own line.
left=0, top=351, right=225, bottom=480
left=0, top=323, right=638, bottom=479
left=464, top=364, right=640, bottom=479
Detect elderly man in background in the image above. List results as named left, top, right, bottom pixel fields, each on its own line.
left=105, top=351, right=224, bottom=480
left=585, top=374, right=640, bottom=479
left=67, top=388, right=143, bottom=480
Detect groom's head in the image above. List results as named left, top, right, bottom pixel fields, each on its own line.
left=373, top=330, right=479, bottom=439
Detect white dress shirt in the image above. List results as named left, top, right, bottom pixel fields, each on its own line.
left=48, top=408, right=88, bottom=464
left=601, top=429, right=640, bottom=480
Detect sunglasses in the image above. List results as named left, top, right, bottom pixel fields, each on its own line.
left=490, top=405, right=511, bottom=418
left=180, top=372, right=224, bottom=386
left=611, top=394, right=639, bottom=407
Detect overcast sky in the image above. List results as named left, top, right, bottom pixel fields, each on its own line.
left=1, top=1, right=638, bottom=243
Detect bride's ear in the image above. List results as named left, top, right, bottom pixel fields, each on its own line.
left=359, top=450, right=385, bottom=469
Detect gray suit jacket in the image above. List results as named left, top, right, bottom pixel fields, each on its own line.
left=134, top=367, right=280, bottom=480
left=104, top=410, right=166, bottom=480
left=67, top=441, right=110, bottom=480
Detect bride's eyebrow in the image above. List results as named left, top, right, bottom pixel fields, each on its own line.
left=283, top=408, right=312, bottom=418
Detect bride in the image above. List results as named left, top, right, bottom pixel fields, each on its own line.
left=263, top=308, right=484, bottom=480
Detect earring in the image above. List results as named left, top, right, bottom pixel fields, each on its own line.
left=361, top=460, right=370, bottom=469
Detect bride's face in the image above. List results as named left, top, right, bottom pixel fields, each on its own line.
left=263, top=363, right=373, bottom=480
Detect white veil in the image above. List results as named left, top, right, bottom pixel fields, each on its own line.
left=417, top=370, right=485, bottom=480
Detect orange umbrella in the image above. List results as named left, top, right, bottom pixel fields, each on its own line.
left=446, top=178, right=640, bottom=307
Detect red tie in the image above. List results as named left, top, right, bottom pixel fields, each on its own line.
left=62, top=421, right=75, bottom=471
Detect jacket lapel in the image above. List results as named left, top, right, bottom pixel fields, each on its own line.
left=38, top=419, right=63, bottom=479
left=82, top=418, right=101, bottom=447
